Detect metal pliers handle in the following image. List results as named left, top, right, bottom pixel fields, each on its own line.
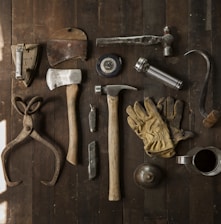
left=1, top=96, right=63, bottom=187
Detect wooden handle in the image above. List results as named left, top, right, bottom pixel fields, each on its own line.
left=66, top=84, right=78, bottom=165
left=203, top=110, right=221, bottom=128
left=107, top=95, right=120, bottom=201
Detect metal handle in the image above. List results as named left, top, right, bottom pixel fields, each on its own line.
left=176, top=155, right=193, bottom=165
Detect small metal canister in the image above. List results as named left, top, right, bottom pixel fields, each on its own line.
left=133, top=163, right=163, bottom=189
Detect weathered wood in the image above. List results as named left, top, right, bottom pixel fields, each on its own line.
left=165, top=1, right=190, bottom=224
left=1, top=0, right=221, bottom=223
left=187, top=1, right=214, bottom=224
left=141, top=0, right=168, bottom=222
left=211, top=1, right=221, bottom=224
left=0, top=0, right=13, bottom=223
left=120, top=1, right=145, bottom=223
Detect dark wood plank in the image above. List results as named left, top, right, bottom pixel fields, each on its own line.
left=141, top=1, right=168, bottom=223
left=9, top=0, right=36, bottom=223
left=0, top=0, right=13, bottom=223
left=75, top=1, right=103, bottom=224
left=31, top=1, right=80, bottom=223
left=1, top=1, right=221, bottom=223
left=165, top=1, right=191, bottom=224
left=211, top=1, right=221, bottom=224
left=120, top=1, right=146, bottom=223
left=187, top=1, right=214, bottom=224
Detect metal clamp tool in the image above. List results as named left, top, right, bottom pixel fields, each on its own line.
left=1, top=96, right=62, bottom=187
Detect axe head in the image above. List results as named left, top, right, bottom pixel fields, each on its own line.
left=46, top=68, right=82, bottom=90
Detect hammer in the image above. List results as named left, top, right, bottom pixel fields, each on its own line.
left=96, top=26, right=174, bottom=57
left=46, top=68, right=82, bottom=165
left=95, top=84, right=137, bottom=201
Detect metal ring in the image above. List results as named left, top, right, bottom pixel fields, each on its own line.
left=96, top=54, right=122, bottom=77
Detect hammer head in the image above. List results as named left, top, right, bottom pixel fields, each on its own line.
left=46, top=68, right=82, bottom=90
left=95, top=84, right=137, bottom=96
left=162, top=26, right=174, bottom=57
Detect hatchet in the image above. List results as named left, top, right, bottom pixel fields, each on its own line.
left=46, top=68, right=82, bottom=165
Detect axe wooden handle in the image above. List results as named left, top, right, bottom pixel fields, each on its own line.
left=107, top=95, right=120, bottom=201
left=66, top=84, right=79, bottom=165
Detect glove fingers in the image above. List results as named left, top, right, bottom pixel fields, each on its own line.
left=145, top=147, right=175, bottom=158
left=144, top=97, right=161, bottom=118
left=127, top=116, right=140, bottom=134
left=157, top=97, right=166, bottom=114
left=157, top=97, right=174, bottom=118
left=173, top=99, right=184, bottom=127
left=183, top=130, right=195, bottom=140
left=159, top=148, right=176, bottom=158
left=158, top=97, right=184, bottom=129
left=166, top=96, right=175, bottom=119
left=126, top=105, right=142, bottom=125
left=174, top=130, right=194, bottom=144
left=133, top=101, right=148, bottom=121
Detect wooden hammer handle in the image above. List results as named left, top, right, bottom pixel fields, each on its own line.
left=66, top=84, right=78, bottom=165
left=107, top=95, right=120, bottom=201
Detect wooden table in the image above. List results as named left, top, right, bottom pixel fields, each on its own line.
left=0, top=0, right=221, bottom=223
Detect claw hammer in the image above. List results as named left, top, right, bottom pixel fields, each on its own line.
left=95, top=84, right=137, bottom=201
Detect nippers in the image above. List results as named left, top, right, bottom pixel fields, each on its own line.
left=1, top=96, right=62, bottom=187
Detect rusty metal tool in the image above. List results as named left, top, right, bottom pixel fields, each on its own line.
left=47, top=27, right=87, bottom=67
left=46, top=68, right=82, bottom=165
left=95, top=84, right=137, bottom=201
left=1, top=96, right=62, bottom=187
left=135, top=57, right=183, bottom=90
left=11, top=43, right=40, bottom=87
left=96, top=26, right=174, bottom=57
left=184, top=49, right=221, bottom=128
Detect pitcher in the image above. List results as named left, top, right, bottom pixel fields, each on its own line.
left=176, top=146, right=221, bottom=176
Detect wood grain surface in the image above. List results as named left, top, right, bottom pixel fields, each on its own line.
left=0, top=0, right=221, bottom=223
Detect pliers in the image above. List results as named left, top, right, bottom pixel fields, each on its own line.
left=1, top=96, right=63, bottom=187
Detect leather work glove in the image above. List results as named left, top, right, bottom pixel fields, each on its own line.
left=126, top=97, right=175, bottom=158
left=157, top=96, right=194, bottom=146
